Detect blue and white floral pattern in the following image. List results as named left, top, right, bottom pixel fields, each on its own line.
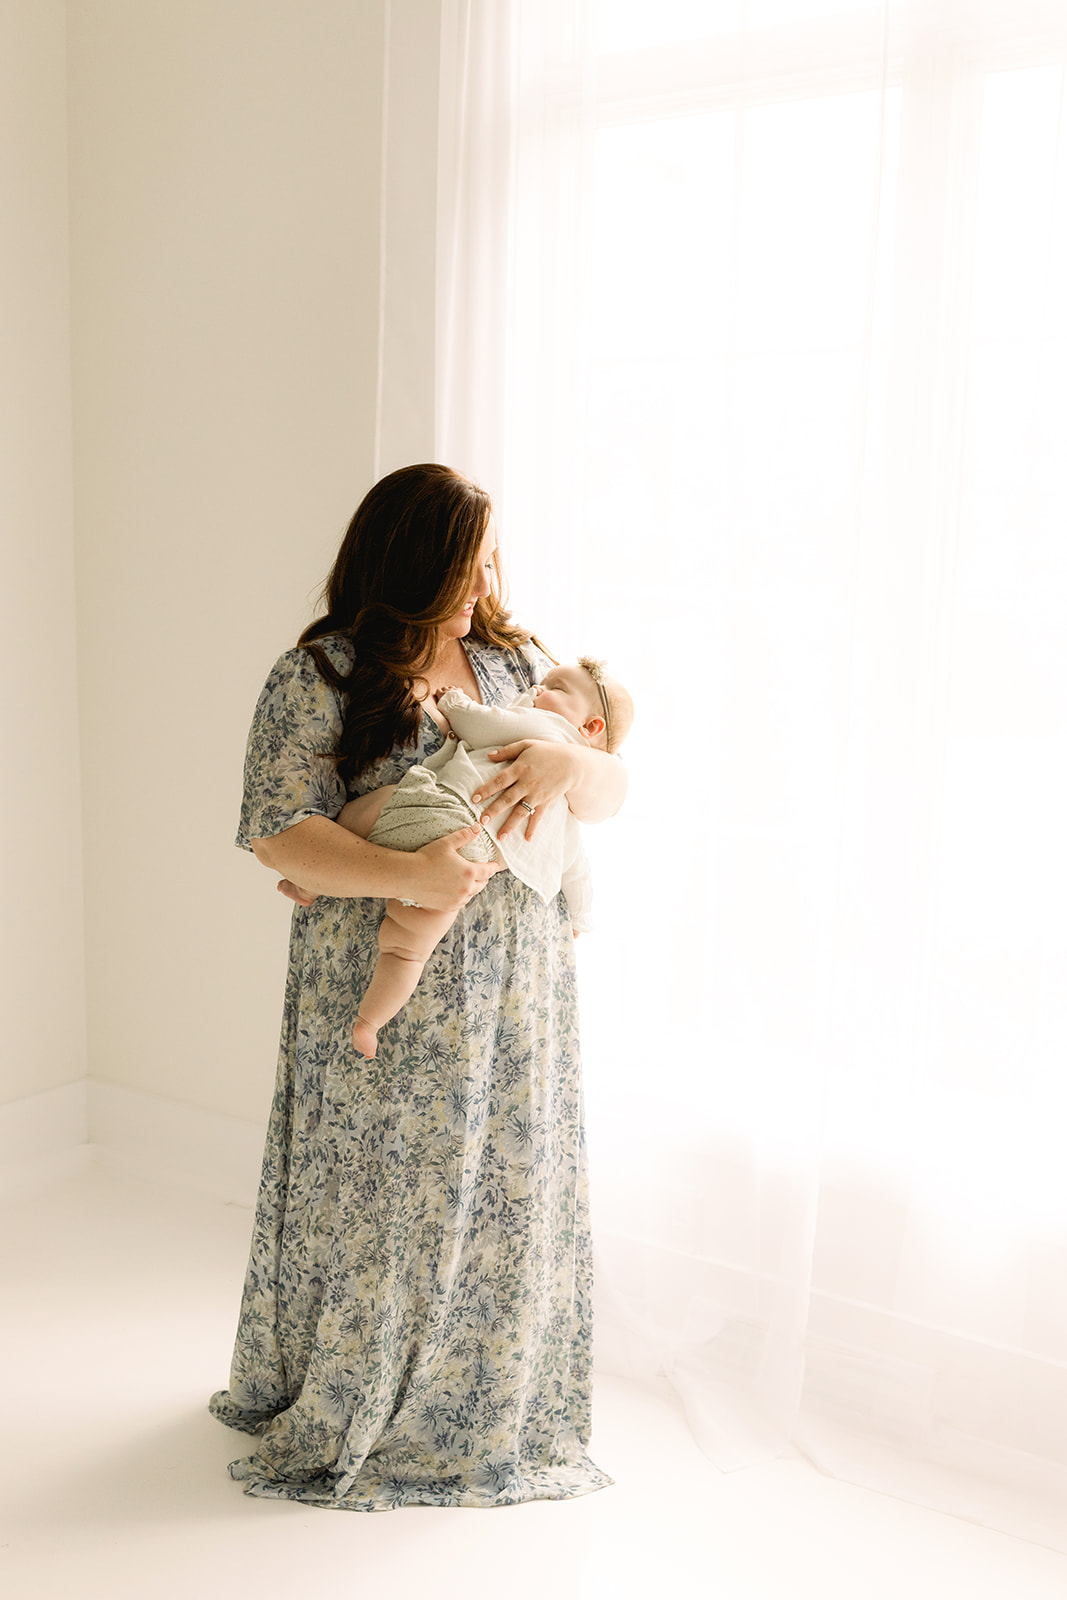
left=209, top=636, right=612, bottom=1509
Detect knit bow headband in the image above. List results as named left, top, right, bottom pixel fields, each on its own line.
left=578, top=656, right=614, bottom=753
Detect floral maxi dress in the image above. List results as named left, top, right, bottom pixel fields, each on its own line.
left=209, top=636, right=612, bottom=1509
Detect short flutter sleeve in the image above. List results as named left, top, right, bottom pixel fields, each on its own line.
left=235, top=647, right=349, bottom=851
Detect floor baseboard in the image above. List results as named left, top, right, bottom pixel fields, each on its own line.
left=87, top=1079, right=265, bottom=1207
left=0, top=1077, right=265, bottom=1207
left=0, top=1078, right=87, bottom=1184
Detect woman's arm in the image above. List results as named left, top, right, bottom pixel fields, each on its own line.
left=270, top=788, right=398, bottom=907
left=472, top=741, right=627, bottom=841
left=251, top=815, right=497, bottom=911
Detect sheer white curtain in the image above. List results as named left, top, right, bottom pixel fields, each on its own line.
left=436, top=0, right=1067, bottom=1548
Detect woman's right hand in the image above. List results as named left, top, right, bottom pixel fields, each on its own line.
left=277, top=878, right=318, bottom=908
left=409, top=825, right=500, bottom=911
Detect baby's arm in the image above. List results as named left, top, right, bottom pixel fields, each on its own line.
left=438, top=689, right=567, bottom=750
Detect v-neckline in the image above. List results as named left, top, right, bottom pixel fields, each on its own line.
left=417, top=638, right=487, bottom=748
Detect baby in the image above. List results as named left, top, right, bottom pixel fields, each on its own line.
left=327, top=657, right=633, bottom=1059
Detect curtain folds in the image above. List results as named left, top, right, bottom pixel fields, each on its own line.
left=435, top=0, right=1067, bottom=1551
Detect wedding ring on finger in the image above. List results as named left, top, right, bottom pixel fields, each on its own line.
left=518, top=800, right=536, bottom=815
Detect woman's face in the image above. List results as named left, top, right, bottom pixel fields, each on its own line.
left=439, top=515, right=498, bottom=640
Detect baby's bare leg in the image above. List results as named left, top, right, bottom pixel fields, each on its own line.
left=351, top=899, right=459, bottom=1059
left=337, top=786, right=397, bottom=839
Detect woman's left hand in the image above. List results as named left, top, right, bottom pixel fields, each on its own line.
left=471, top=740, right=579, bottom=841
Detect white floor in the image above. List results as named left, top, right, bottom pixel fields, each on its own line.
left=4, top=1154, right=1067, bottom=1600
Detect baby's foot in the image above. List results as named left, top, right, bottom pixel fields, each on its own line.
left=351, top=1014, right=379, bottom=1059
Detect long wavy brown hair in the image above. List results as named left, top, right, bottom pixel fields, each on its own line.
left=299, top=464, right=547, bottom=785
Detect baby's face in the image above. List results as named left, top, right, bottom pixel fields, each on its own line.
left=532, top=665, right=600, bottom=732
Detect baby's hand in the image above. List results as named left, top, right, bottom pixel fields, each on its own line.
left=277, top=878, right=317, bottom=908
left=434, top=685, right=461, bottom=699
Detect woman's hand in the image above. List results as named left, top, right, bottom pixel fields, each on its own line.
left=408, top=825, right=501, bottom=911
left=277, top=878, right=318, bottom=908
left=473, top=738, right=628, bottom=840
left=471, top=740, right=580, bottom=842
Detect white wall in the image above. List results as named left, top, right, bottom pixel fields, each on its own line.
left=67, top=0, right=388, bottom=1122
left=0, top=0, right=86, bottom=1107
left=376, top=0, right=441, bottom=474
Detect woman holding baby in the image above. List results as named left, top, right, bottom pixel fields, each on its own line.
left=209, top=463, right=629, bottom=1509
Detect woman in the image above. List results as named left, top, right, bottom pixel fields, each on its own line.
left=209, top=464, right=627, bottom=1509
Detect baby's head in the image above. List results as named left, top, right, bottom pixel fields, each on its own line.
left=532, top=657, right=634, bottom=753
